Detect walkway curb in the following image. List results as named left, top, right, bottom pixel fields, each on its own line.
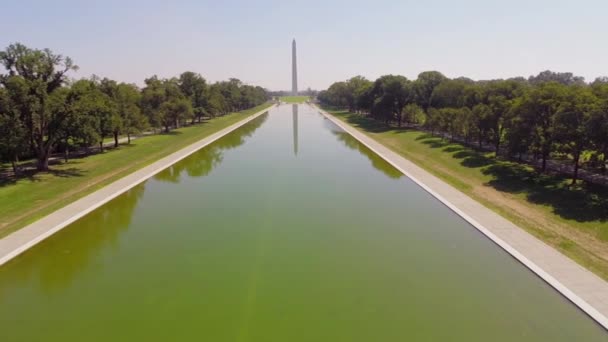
left=0, top=107, right=272, bottom=266
left=315, top=105, right=608, bottom=330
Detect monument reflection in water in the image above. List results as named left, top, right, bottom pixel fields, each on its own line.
left=292, top=104, right=298, bottom=156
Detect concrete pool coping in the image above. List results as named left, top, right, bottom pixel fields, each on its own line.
left=0, top=106, right=272, bottom=267
left=314, top=104, right=608, bottom=330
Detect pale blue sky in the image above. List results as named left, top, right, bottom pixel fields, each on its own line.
left=1, top=0, right=606, bottom=90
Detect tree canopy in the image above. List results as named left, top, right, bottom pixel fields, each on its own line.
left=319, top=70, right=608, bottom=184
left=0, top=43, right=269, bottom=172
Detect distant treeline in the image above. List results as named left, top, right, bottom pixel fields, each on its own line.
left=0, top=43, right=269, bottom=172
left=318, top=71, right=608, bottom=183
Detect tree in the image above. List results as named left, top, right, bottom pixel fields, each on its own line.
left=0, top=43, right=78, bottom=170
left=413, top=71, right=447, bottom=111
left=429, top=78, right=471, bottom=109
left=402, top=103, right=424, bottom=125
left=160, top=98, right=193, bottom=132
left=178, top=71, right=208, bottom=124
left=513, top=82, right=568, bottom=171
left=345, top=76, right=373, bottom=112
left=529, top=70, right=585, bottom=86
left=116, top=83, right=147, bottom=144
left=0, top=86, right=26, bottom=174
left=588, top=83, right=608, bottom=173
left=485, top=79, right=526, bottom=154
left=141, top=76, right=166, bottom=131
left=554, top=86, right=598, bottom=184
left=70, top=78, right=119, bottom=152
left=369, top=75, right=412, bottom=126
left=470, top=103, right=493, bottom=149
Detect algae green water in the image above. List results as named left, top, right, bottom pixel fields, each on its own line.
left=0, top=104, right=605, bottom=341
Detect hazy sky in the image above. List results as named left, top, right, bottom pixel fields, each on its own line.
left=1, top=0, right=607, bottom=90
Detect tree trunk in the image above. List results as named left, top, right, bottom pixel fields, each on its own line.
left=127, top=133, right=131, bottom=144
left=495, top=139, right=500, bottom=156
left=99, top=141, right=104, bottom=153
left=602, top=144, right=607, bottom=174
left=64, top=137, right=69, bottom=162
left=541, top=153, right=547, bottom=172
left=114, top=132, right=119, bottom=148
left=572, top=153, right=580, bottom=185
left=11, top=158, right=18, bottom=176
left=36, top=150, right=50, bottom=171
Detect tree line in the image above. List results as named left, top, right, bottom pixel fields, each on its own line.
left=0, top=43, right=269, bottom=173
left=318, top=71, right=608, bottom=184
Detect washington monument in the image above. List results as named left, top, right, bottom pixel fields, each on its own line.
left=292, top=39, right=298, bottom=95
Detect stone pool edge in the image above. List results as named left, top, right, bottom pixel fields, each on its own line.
left=0, top=106, right=272, bottom=266
left=314, top=104, right=608, bottom=330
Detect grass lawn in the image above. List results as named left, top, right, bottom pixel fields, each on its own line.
left=0, top=103, right=273, bottom=238
left=327, top=108, right=608, bottom=281
left=280, top=96, right=310, bottom=103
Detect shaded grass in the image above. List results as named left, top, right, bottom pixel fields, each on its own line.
left=280, top=96, right=309, bottom=103
left=327, top=108, right=608, bottom=280
left=0, top=103, right=273, bottom=238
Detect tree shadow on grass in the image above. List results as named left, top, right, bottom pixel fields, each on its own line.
left=482, top=163, right=608, bottom=224
left=411, top=134, right=608, bottom=225
left=453, top=151, right=494, bottom=168
left=418, top=136, right=451, bottom=149
left=48, top=168, right=85, bottom=178
left=443, top=146, right=466, bottom=153
left=336, top=111, right=395, bottom=133
left=160, top=130, right=183, bottom=136
left=0, top=166, right=85, bottom=187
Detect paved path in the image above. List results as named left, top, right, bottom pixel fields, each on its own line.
left=314, top=104, right=608, bottom=330
left=0, top=107, right=271, bottom=266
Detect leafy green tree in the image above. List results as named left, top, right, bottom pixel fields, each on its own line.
left=178, top=71, right=208, bottom=124
left=0, top=43, right=78, bottom=170
left=141, top=76, right=167, bottom=131
left=513, top=82, right=568, bottom=171
left=160, top=98, right=193, bottom=132
left=0, top=86, right=26, bottom=174
left=345, top=76, right=373, bottom=112
left=529, top=70, right=585, bottom=86
left=555, top=86, right=599, bottom=183
left=485, top=80, right=526, bottom=154
left=370, top=75, right=412, bottom=126
left=413, top=71, right=447, bottom=111
left=402, top=103, right=424, bottom=125
left=470, top=103, right=493, bottom=149
left=429, top=79, right=471, bottom=109
left=116, top=83, right=147, bottom=144
left=588, top=83, right=608, bottom=172
left=70, top=78, right=119, bottom=152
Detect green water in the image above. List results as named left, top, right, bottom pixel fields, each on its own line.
left=0, top=104, right=605, bottom=341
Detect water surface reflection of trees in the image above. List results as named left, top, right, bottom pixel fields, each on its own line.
left=0, top=184, right=146, bottom=299
left=154, top=112, right=269, bottom=183
left=331, top=129, right=403, bottom=179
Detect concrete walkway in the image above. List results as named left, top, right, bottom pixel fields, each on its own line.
left=314, top=105, right=608, bottom=330
left=0, top=107, right=271, bottom=266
